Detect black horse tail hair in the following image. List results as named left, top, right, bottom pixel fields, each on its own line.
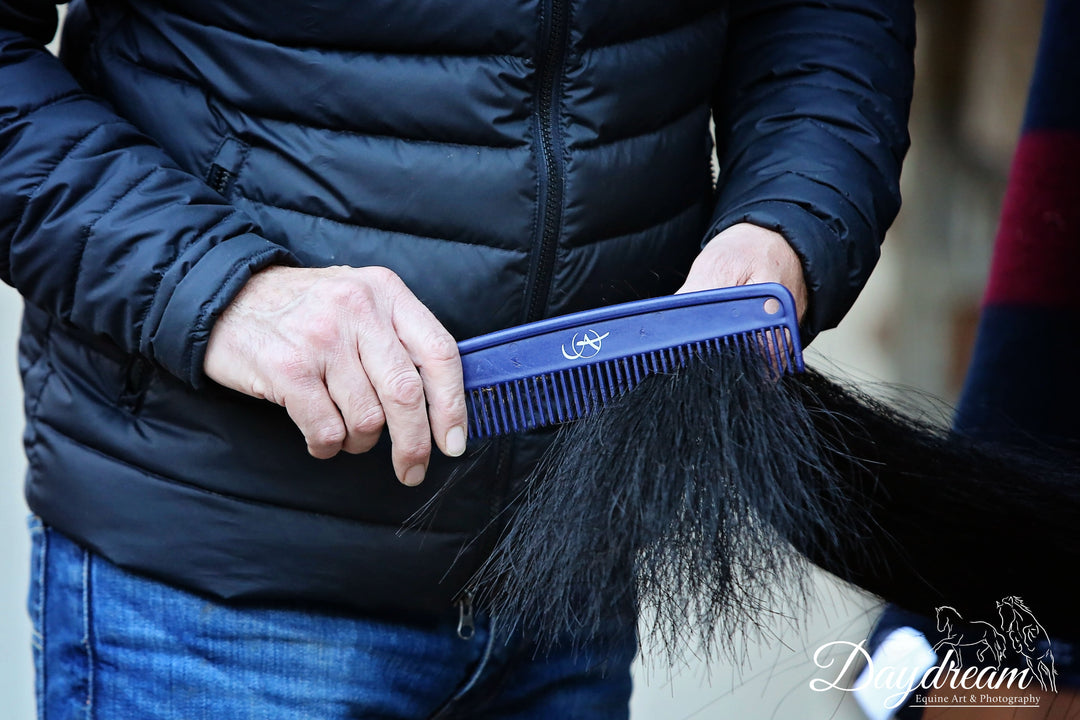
left=468, top=348, right=1080, bottom=658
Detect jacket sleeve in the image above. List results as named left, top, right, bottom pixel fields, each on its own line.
left=708, top=0, right=915, bottom=340
left=0, top=2, right=297, bottom=386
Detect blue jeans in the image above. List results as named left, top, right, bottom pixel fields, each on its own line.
left=27, top=518, right=636, bottom=719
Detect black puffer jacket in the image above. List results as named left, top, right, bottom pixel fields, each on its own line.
left=1, top=0, right=914, bottom=617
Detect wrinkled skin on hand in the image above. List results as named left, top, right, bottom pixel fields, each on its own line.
left=204, top=265, right=467, bottom=486
left=677, top=222, right=809, bottom=323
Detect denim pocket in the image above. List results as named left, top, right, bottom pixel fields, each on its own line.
left=26, top=515, right=45, bottom=720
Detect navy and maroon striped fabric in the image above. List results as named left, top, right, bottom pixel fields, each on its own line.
left=954, top=0, right=1080, bottom=451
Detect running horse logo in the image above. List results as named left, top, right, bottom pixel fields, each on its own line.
left=931, top=598, right=1058, bottom=694
left=561, top=329, right=610, bottom=360
left=998, top=596, right=1058, bottom=693
left=933, top=606, right=1007, bottom=667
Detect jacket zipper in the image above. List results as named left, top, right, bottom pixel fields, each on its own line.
left=453, top=1, right=571, bottom=626
left=523, top=0, right=571, bottom=323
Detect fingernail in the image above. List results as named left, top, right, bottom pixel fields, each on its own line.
left=404, top=465, right=426, bottom=487
left=446, top=426, right=467, bottom=457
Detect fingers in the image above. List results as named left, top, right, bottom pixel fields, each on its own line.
left=281, top=372, right=349, bottom=460
left=205, top=265, right=467, bottom=484
left=355, top=330, right=433, bottom=486
left=393, top=301, right=468, bottom=460
left=354, top=301, right=467, bottom=485
left=324, top=355, right=385, bottom=455
left=341, top=269, right=466, bottom=485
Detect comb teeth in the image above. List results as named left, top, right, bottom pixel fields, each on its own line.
left=466, top=327, right=798, bottom=440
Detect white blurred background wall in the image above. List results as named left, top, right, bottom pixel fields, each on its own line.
left=0, top=1, right=1045, bottom=717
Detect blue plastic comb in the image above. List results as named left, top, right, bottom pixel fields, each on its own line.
left=458, top=282, right=805, bottom=440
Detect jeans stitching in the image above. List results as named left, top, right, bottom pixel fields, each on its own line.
left=81, top=546, right=94, bottom=720
left=30, top=522, right=47, bottom=720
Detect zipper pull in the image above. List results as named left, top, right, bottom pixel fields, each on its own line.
left=456, top=592, right=475, bottom=640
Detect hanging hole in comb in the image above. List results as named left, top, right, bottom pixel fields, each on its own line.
left=763, top=298, right=781, bottom=315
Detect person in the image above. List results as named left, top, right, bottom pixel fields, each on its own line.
left=860, top=0, right=1080, bottom=716
left=1, top=0, right=914, bottom=716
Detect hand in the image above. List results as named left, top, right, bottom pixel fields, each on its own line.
left=676, top=223, right=808, bottom=321
left=204, top=265, right=467, bottom=486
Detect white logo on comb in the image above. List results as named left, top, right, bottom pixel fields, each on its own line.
left=561, top=330, right=609, bottom=360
